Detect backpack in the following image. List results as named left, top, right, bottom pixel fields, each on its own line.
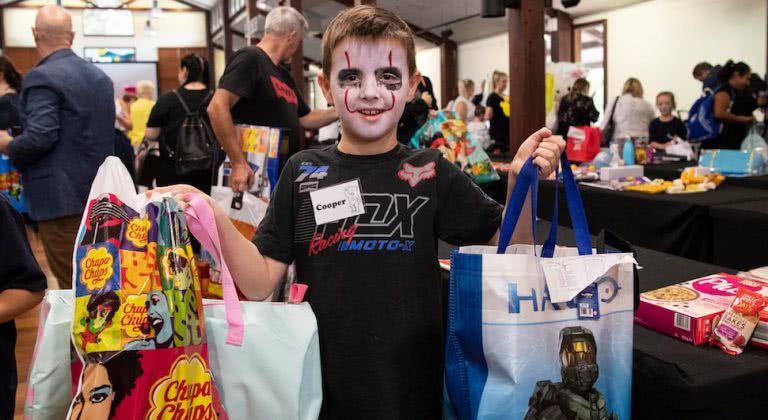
left=169, top=89, right=215, bottom=175
left=686, top=88, right=730, bottom=142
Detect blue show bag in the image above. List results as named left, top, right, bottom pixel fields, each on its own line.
left=687, top=90, right=722, bottom=142
left=444, top=154, right=636, bottom=419
left=699, top=149, right=765, bottom=176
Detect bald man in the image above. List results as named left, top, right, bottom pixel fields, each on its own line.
left=0, top=6, right=116, bottom=289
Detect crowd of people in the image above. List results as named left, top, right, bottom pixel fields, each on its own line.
left=554, top=60, right=767, bottom=152
left=0, top=2, right=766, bottom=419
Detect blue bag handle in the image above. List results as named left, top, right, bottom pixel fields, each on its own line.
left=496, top=153, right=592, bottom=256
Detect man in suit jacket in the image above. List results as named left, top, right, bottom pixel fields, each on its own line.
left=0, top=6, right=115, bottom=289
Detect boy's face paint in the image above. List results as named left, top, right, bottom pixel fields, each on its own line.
left=327, top=39, right=414, bottom=143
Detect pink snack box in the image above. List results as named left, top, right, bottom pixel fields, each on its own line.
left=634, top=273, right=762, bottom=345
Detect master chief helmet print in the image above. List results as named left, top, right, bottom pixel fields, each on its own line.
left=524, top=327, right=617, bottom=420
left=560, top=326, right=599, bottom=394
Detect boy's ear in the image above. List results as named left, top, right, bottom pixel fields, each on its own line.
left=407, top=70, right=422, bottom=102
left=318, top=72, right=334, bottom=107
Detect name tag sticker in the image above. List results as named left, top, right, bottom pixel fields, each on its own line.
left=310, top=179, right=365, bottom=225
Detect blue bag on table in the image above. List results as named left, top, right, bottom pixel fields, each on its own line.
left=699, top=149, right=765, bottom=175
left=444, top=154, right=636, bottom=420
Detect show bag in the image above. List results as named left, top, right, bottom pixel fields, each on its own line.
left=444, top=154, right=636, bottom=420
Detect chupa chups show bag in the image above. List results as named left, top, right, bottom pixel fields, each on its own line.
left=444, top=155, right=635, bottom=419
left=409, top=111, right=499, bottom=184
left=67, top=157, right=229, bottom=419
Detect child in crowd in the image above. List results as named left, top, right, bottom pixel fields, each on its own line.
left=0, top=195, right=47, bottom=418
left=158, top=5, right=564, bottom=418
left=467, top=105, right=492, bottom=150
left=649, top=91, right=687, bottom=149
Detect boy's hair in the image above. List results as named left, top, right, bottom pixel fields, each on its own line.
left=474, top=105, right=486, bottom=118
left=692, top=62, right=712, bottom=78
left=321, top=5, right=416, bottom=79
left=656, top=91, right=676, bottom=109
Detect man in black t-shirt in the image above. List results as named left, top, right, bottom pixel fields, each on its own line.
left=208, top=6, right=338, bottom=193
left=0, top=196, right=47, bottom=419
left=159, top=6, right=564, bottom=418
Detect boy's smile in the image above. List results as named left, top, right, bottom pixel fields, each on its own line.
left=323, top=39, right=417, bottom=148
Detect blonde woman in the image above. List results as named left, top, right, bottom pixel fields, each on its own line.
left=450, top=79, right=475, bottom=123
left=556, top=78, right=599, bottom=137
left=128, top=80, right=156, bottom=146
left=486, top=70, right=509, bottom=152
left=601, top=77, right=655, bottom=143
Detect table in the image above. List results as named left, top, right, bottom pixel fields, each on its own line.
left=438, top=222, right=768, bottom=419
left=537, top=181, right=768, bottom=263
left=538, top=224, right=767, bottom=419
left=710, top=198, right=768, bottom=270
left=644, top=161, right=768, bottom=190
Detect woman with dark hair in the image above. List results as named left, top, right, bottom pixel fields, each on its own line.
left=556, top=78, right=599, bottom=138
left=143, top=54, right=214, bottom=193
left=69, top=351, right=144, bottom=420
left=0, top=56, right=23, bottom=132
left=712, top=60, right=756, bottom=149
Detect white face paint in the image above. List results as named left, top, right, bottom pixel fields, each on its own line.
left=328, top=39, right=411, bottom=145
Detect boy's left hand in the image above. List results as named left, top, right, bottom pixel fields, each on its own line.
left=509, top=128, right=565, bottom=179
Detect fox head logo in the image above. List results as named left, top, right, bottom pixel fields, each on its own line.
left=398, top=162, right=436, bottom=187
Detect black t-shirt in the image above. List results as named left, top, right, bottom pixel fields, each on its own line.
left=254, top=144, right=502, bottom=418
left=487, top=92, right=509, bottom=147
left=648, top=117, right=687, bottom=143
left=0, top=196, right=47, bottom=417
left=146, top=86, right=212, bottom=159
left=0, top=93, right=21, bottom=131
left=218, top=47, right=311, bottom=157
left=713, top=87, right=757, bottom=149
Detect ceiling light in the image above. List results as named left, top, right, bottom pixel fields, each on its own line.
left=150, top=0, right=163, bottom=19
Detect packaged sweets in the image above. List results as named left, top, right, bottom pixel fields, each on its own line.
left=710, top=284, right=768, bottom=355
left=635, top=273, right=748, bottom=345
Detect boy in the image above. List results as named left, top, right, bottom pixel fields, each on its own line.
left=163, top=6, right=564, bottom=418
left=0, top=195, right=47, bottom=419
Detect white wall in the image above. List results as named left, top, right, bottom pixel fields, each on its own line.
left=574, top=0, right=767, bottom=115
left=3, top=8, right=207, bottom=62
left=415, top=47, right=442, bottom=107
left=457, top=33, right=509, bottom=98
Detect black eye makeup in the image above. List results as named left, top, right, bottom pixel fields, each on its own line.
left=375, top=67, right=402, bottom=91
left=337, top=68, right=362, bottom=88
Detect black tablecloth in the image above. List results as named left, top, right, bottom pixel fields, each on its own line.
left=440, top=222, right=768, bottom=419
left=724, top=174, right=768, bottom=190
left=710, top=198, right=768, bottom=270
left=537, top=182, right=768, bottom=263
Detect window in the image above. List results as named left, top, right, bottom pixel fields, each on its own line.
left=573, top=21, right=606, bottom=121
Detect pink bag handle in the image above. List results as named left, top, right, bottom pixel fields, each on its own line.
left=184, top=194, right=244, bottom=346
